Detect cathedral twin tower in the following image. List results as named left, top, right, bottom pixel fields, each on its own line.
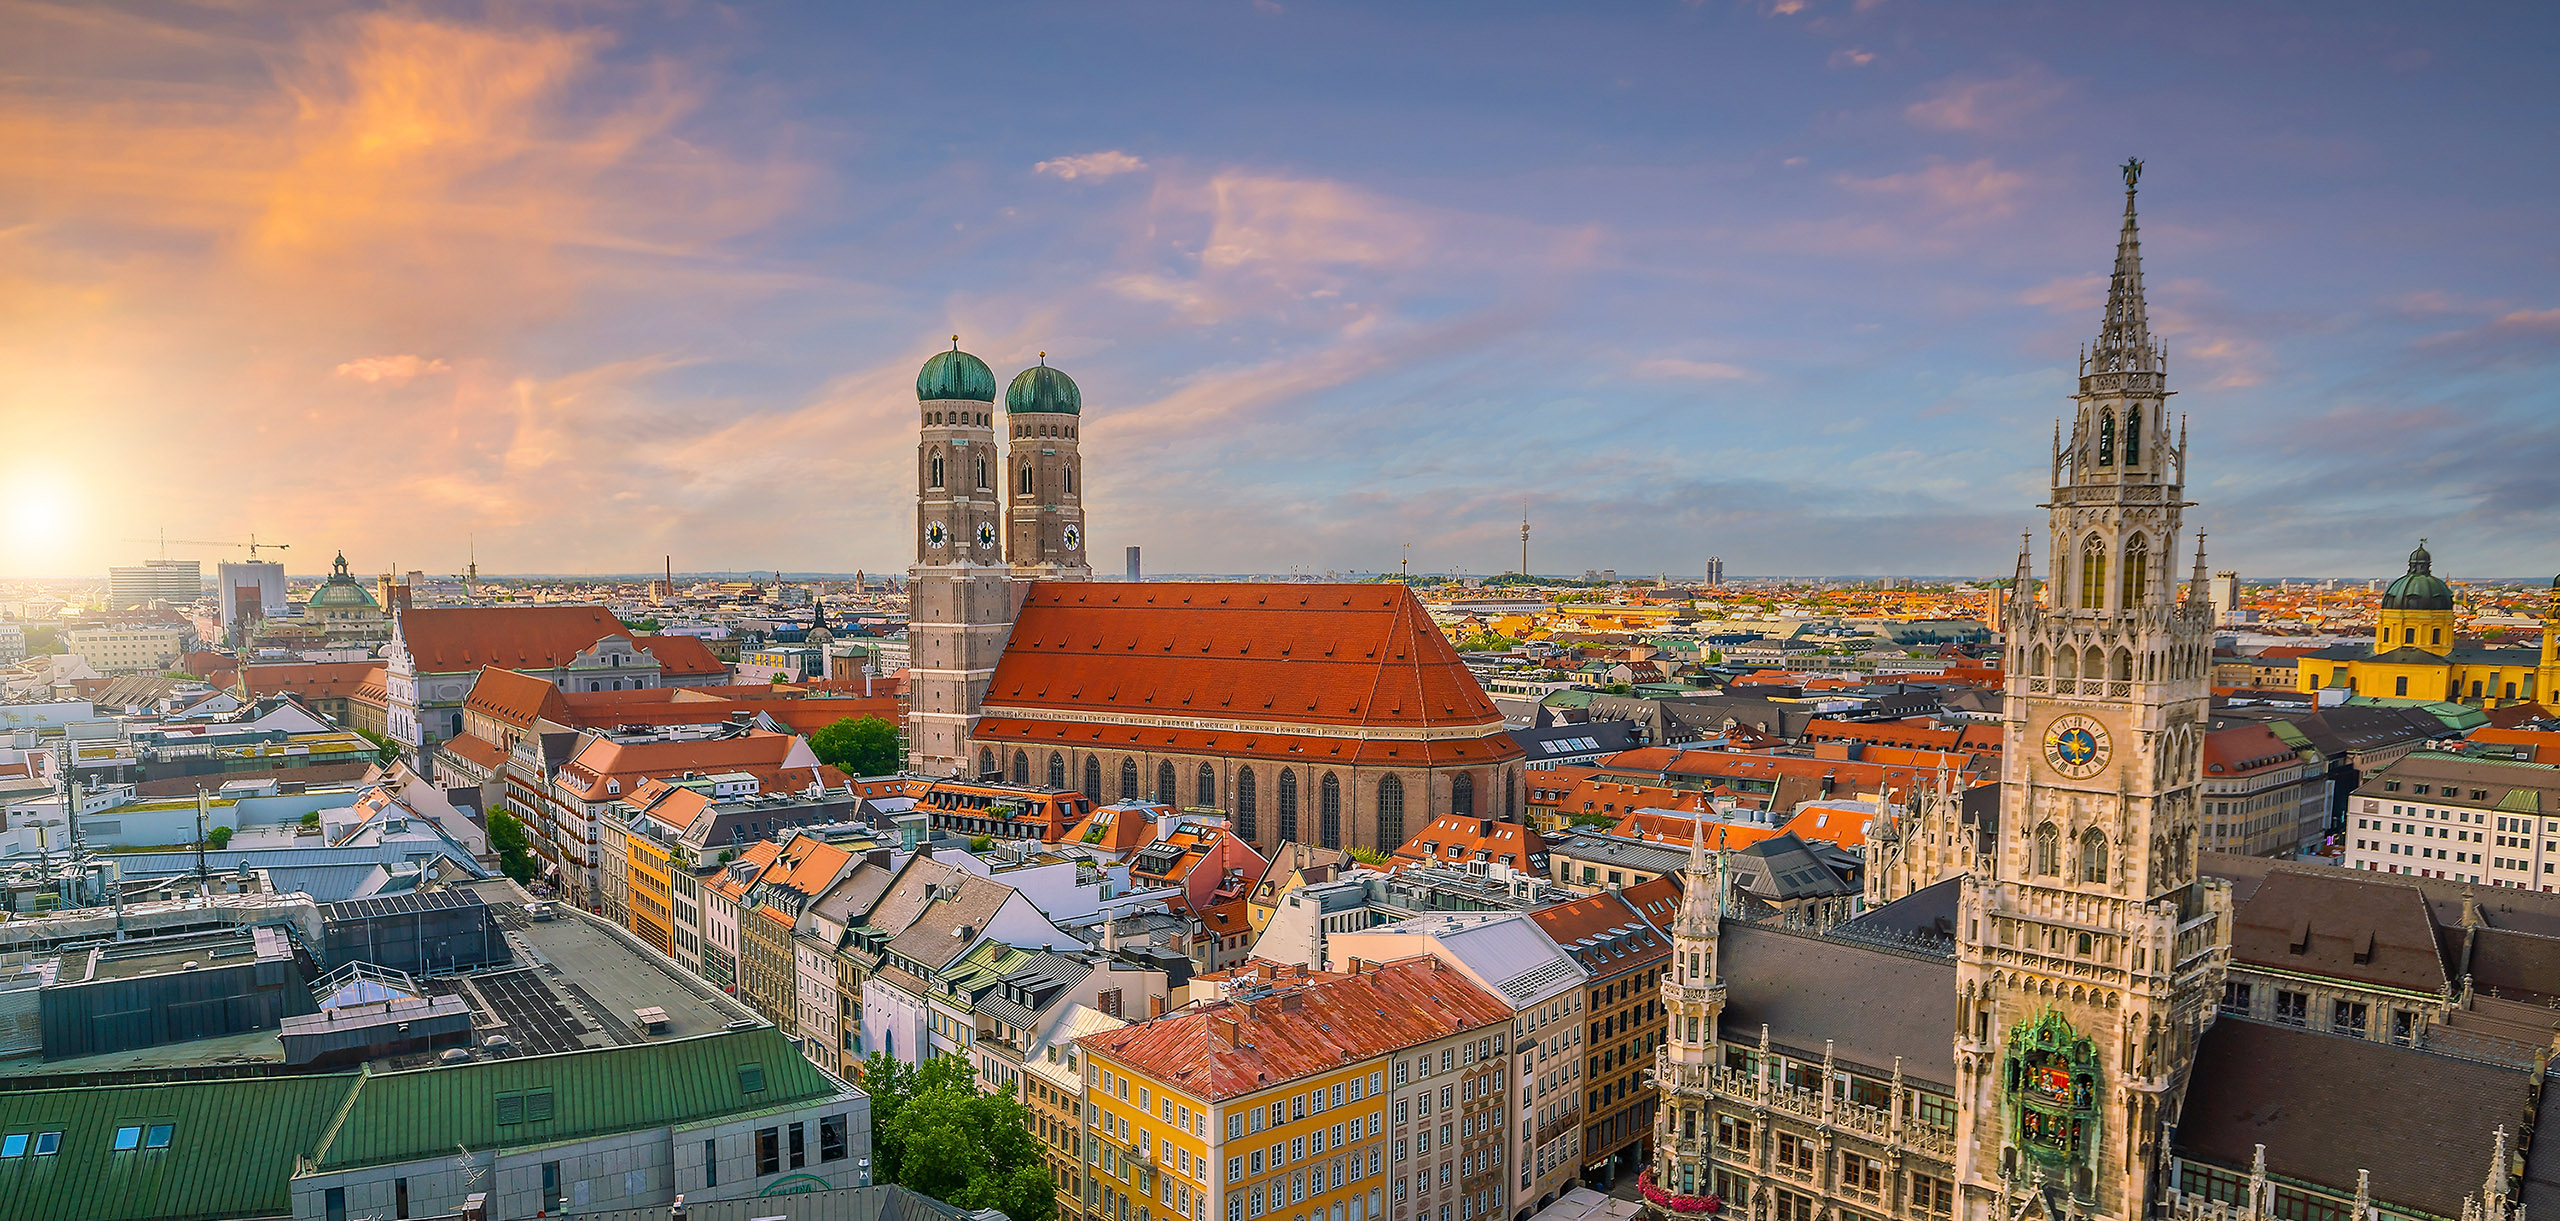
left=908, top=341, right=1092, bottom=773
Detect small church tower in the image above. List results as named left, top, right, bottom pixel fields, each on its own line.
left=1654, top=828, right=1729, bottom=1205
left=1005, top=356, right=1092, bottom=579
left=909, top=340, right=1017, bottom=776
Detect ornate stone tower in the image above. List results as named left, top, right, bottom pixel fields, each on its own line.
left=1654, top=830, right=1728, bottom=1203
left=1951, top=162, right=2232, bottom=1221
left=1004, top=356, right=1091, bottom=579
left=909, top=340, right=1016, bottom=776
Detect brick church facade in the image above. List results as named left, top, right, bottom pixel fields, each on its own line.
left=904, top=344, right=1523, bottom=857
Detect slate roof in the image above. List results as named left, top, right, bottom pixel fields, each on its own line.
left=2180, top=1018, right=2530, bottom=1220
left=1716, top=919, right=1956, bottom=1088
left=1526, top=890, right=1668, bottom=977
left=2227, top=869, right=2449, bottom=996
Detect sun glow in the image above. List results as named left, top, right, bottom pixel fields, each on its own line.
left=0, top=468, right=86, bottom=577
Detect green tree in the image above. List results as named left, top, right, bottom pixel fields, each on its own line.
left=207, top=825, right=234, bottom=849
left=622, top=617, right=663, bottom=633
left=865, top=1052, right=1056, bottom=1221
left=352, top=728, right=398, bottom=763
left=809, top=715, right=901, bottom=777
left=1456, top=632, right=1520, bottom=653
left=23, top=625, right=61, bottom=655
left=486, top=809, right=538, bottom=883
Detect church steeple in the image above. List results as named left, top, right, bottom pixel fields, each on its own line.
left=2090, top=158, right=2157, bottom=378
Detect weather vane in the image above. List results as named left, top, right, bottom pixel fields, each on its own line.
left=2122, top=157, right=2144, bottom=189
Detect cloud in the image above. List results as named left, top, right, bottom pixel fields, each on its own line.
left=335, top=354, right=451, bottom=382
left=2020, top=272, right=2104, bottom=314
left=1903, top=67, right=2071, bottom=135
left=1635, top=358, right=1755, bottom=382
left=2496, top=308, right=2560, bottom=330
left=1830, top=47, right=1876, bottom=68
left=1033, top=150, right=1150, bottom=181
left=1835, top=158, right=2031, bottom=217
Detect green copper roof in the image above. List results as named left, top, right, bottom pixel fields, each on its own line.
left=0, top=1073, right=351, bottom=1221
left=918, top=345, right=997, bottom=403
left=316, top=1026, right=840, bottom=1171
left=2382, top=541, right=2455, bottom=611
left=1006, top=362, right=1081, bottom=414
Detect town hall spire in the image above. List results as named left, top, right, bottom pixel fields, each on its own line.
left=2091, top=158, right=2157, bottom=377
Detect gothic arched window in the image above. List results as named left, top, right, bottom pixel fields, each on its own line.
left=2080, top=535, right=2108, bottom=610
left=2083, top=645, right=2107, bottom=680
left=1119, top=758, right=1140, bottom=801
left=1019, top=464, right=1035, bottom=495
left=1377, top=775, right=1407, bottom=850
left=979, top=748, right=995, bottom=778
left=1197, top=763, right=1216, bottom=808
left=1237, top=767, right=1259, bottom=840
left=1319, top=773, right=1342, bottom=848
left=2124, top=408, right=2142, bottom=464
left=2030, top=644, right=2049, bottom=676
left=1063, top=465, right=1077, bottom=495
left=1013, top=751, right=1029, bottom=785
left=1156, top=761, right=1177, bottom=806
left=1506, top=769, right=1518, bottom=818
left=976, top=459, right=989, bottom=490
left=929, top=451, right=945, bottom=490
left=2121, top=535, right=2149, bottom=607
left=2111, top=647, right=2134, bottom=682
left=2033, top=822, right=2061, bottom=876
left=1452, top=772, right=1475, bottom=816
left=1277, top=769, right=1299, bottom=842
left=2080, top=828, right=2109, bottom=883
left=2098, top=410, right=2116, bottom=466
left=1049, top=752, right=1067, bottom=790
left=1083, top=756, right=1102, bottom=801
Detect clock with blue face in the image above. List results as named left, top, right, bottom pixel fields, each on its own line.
left=2043, top=714, right=2111, bottom=780
left=925, top=520, right=948, bottom=551
left=1062, top=524, right=1082, bottom=551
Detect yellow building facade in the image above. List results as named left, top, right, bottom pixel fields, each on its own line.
left=2296, top=545, right=2558, bottom=708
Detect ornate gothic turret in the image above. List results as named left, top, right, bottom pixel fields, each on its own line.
left=1956, top=161, right=2231, bottom=1221
left=1653, top=827, right=1730, bottom=1215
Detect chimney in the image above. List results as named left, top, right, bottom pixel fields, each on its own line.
left=1150, top=994, right=1167, bottom=1018
left=1344, top=956, right=1365, bottom=975
left=1217, top=1016, right=1242, bottom=1047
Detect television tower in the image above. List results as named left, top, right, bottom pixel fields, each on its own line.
left=1518, top=498, right=1530, bottom=578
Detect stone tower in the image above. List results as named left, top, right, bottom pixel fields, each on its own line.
left=1950, top=162, right=2231, bottom=1221
left=1004, top=357, right=1091, bottom=579
left=909, top=341, right=1017, bottom=776
left=1655, top=829, right=1728, bottom=1202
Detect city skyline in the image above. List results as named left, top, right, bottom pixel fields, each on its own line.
left=5, top=2, right=2557, bottom=580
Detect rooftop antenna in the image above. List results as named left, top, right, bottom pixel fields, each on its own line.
left=1520, top=498, right=1531, bottom=578
left=194, top=785, right=211, bottom=884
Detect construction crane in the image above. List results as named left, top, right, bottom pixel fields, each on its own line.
left=124, top=530, right=292, bottom=560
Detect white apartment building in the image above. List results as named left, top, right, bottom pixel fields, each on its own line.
left=65, top=623, right=186, bottom=675
left=2341, top=750, right=2560, bottom=891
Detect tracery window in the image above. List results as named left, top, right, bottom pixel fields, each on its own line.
left=1319, top=773, right=1342, bottom=848
left=1377, top=775, right=1407, bottom=850
left=2121, top=535, right=2149, bottom=607
left=1120, top=758, right=1141, bottom=801
left=1237, top=768, right=1259, bottom=840
left=1278, top=769, right=1300, bottom=841
left=2080, top=536, right=2108, bottom=610
left=2033, top=822, right=2061, bottom=876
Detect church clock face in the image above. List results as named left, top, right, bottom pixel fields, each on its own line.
left=1062, top=524, right=1081, bottom=550
left=975, top=521, right=997, bottom=551
left=2044, top=714, right=2111, bottom=780
left=925, top=520, right=948, bottom=551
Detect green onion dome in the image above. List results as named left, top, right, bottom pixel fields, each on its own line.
left=1005, top=358, right=1081, bottom=415
left=917, top=340, right=997, bottom=403
left=2380, top=541, right=2455, bottom=611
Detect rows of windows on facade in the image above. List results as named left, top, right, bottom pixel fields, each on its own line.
left=1655, top=164, right=2548, bottom=1221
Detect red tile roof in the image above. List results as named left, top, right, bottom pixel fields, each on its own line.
left=395, top=605, right=645, bottom=673
left=2204, top=723, right=2310, bottom=777
left=238, top=662, right=380, bottom=702
left=464, top=667, right=570, bottom=727
left=634, top=634, right=727, bottom=681
left=983, top=583, right=1509, bottom=733
left=1077, top=956, right=1511, bottom=1099
left=1391, top=813, right=1549, bottom=872
left=439, top=732, right=509, bottom=771
left=973, top=717, right=1519, bottom=768
left=555, top=731, right=835, bottom=802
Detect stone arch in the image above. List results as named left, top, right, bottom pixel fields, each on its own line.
left=2111, top=647, right=2134, bottom=682
left=2083, top=644, right=2107, bottom=679
left=2056, top=646, right=2078, bottom=679
left=2031, top=644, right=2049, bottom=675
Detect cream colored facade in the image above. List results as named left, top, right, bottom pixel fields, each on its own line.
left=66, top=624, right=185, bottom=675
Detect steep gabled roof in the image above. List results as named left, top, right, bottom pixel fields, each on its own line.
left=464, top=666, right=570, bottom=727
left=983, top=583, right=1506, bottom=732
left=635, top=634, right=728, bottom=680
left=237, top=661, right=379, bottom=701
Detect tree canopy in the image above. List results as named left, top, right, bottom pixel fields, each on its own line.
left=487, top=809, right=538, bottom=883
left=862, top=1052, right=1057, bottom=1221
left=810, top=715, right=901, bottom=778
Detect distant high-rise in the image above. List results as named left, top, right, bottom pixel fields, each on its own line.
left=1125, top=546, right=1142, bottom=582
left=1704, top=556, right=1724, bottom=587
left=2209, top=570, right=2243, bottom=625
left=107, top=558, right=202, bottom=608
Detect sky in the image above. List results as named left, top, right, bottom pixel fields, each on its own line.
left=3, top=1, right=2556, bottom=583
